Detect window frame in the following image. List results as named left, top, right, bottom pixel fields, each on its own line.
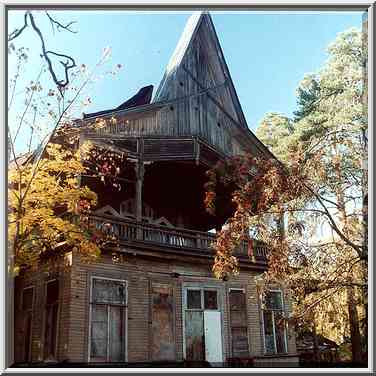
left=88, top=276, right=128, bottom=363
left=185, top=287, right=220, bottom=311
left=261, top=289, right=288, bottom=355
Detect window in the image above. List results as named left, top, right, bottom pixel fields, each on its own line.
left=229, top=289, right=249, bottom=358
left=187, top=290, right=201, bottom=310
left=22, top=287, right=34, bottom=311
left=44, top=280, right=59, bottom=360
left=204, top=290, right=218, bottom=310
left=22, top=287, right=34, bottom=362
left=186, top=289, right=218, bottom=311
left=89, top=277, right=127, bottom=362
left=262, top=290, right=287, bottom=354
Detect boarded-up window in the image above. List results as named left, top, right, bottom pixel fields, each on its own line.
left=151, top=283, right=175, bottom=361
left=90, top=278, right=127, bottom=362
left=229, top=289, right=249, bottom=358
left=44, top=280, right=59, bottom=360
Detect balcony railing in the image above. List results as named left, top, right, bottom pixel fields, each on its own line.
left=89, top=214, right=268, bottom=263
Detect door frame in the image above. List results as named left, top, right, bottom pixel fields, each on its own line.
left=87, top=276, right=128, bottom=363
left=182, top=282, right=225, bottom=361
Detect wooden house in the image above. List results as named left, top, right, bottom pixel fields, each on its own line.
left=14, top=12, right=298, bottom=367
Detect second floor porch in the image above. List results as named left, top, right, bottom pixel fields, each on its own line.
left=89, top=214, right=269, bottom=266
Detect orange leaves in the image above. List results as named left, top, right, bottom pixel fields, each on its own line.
left=204, top=191, right=216, bottom=215
left=203, top=152, right=309, bottom=281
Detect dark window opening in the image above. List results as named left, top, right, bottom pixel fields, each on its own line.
left=187, top=290, right=201, bottom=310
left=204, top=290, right=218, bottom=310
left=22, top=287, right=34, bottom=362
left=22, top=287, right=33, bottom=311
left=44, top=280, right=59, bottom=360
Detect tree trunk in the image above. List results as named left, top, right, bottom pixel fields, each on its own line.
left=332, top=144, right=364, bottom=364
left=346, top=284, right=363, bottom=363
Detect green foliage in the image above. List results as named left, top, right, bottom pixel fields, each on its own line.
left=293, top=76, right=321, bottom=121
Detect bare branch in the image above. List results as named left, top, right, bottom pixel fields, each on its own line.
left=45, top=11, right=77, bottom=34
left=27, top=13, right=76, bottom=95
left=8, top=11, right=77, bottom=96
left=8, top=12, right=29, bottom=41
left=12, top=68, right=43, bottom=144
left=304, top=184, right=363, bottom=257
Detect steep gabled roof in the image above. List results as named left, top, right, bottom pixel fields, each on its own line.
left=153, top=11, right=248, bottom=130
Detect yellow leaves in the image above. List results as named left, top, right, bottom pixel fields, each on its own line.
left=9, top=143, right=101, bottom=270
left=77, top=140, right=94, bottom=160
left=13, top=265, right=20, bottom=277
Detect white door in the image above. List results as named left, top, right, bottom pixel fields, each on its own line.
left=204, top=311, right=223, bottom=363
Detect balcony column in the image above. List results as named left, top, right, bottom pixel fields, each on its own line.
left=135, top=139, right=144, bottom=240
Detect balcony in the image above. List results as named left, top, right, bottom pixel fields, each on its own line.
left=89, top=214, right=268, bottom=264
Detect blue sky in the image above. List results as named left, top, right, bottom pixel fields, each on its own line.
left=8, top=10, right=363, bottom=141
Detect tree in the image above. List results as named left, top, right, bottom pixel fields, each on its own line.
left=204, top=28, right=367, bottom=363
left=9, top=143, right=97, bottom=271
left=8, top=11, right=123, bottom=272
left=8, top=141, right=129, bottom=273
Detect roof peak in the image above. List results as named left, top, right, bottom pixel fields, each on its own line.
left=153, top=12, right=212, bottom=102
left=152, top=11, right=249, bottom=128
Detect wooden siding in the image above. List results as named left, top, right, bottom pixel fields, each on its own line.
left=14, top=253, right=297, bottom=365
left=13, top=263, right=71, bottom=364
left=83, top=102, right=246, bottom=158
left=67, top=253, right=294, bottom=362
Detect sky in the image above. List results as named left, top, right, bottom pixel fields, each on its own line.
left=8, top=10, right=363, bottom=152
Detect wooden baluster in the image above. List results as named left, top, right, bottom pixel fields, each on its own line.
left=196, top=234, right=200, bottom=249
